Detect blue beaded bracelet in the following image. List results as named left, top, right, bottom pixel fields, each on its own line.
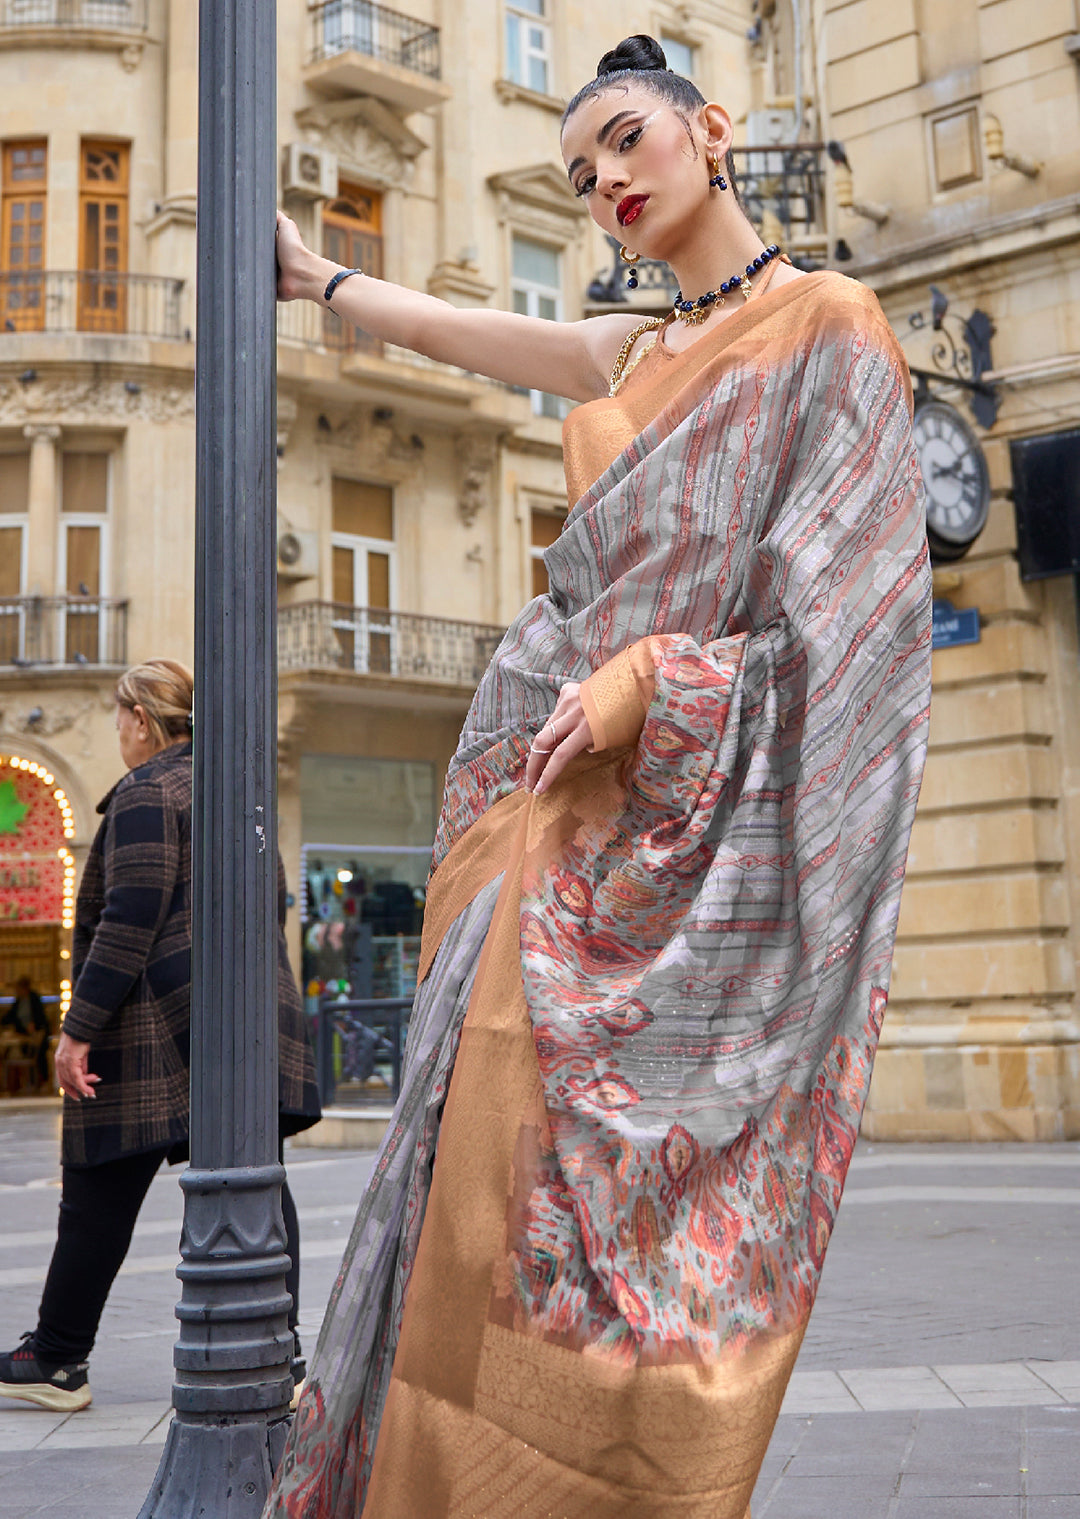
left=324, top=267, right=363, bottom=305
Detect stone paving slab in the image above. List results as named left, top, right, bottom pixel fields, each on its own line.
left=0, top=1446, right=167, bottom=1519
left=34, top=1402, right=172, bottom=1451
left=1032, top=1361, right=1080, bottom=1400
left=840, top=1184, right=1080, bottom=1206
left=838, top=1363, right=964, bottom=1411
left=781, top=1360, right=1078, bottom=1415
left=935, top=1362, right=1064, bottom=1407
left=757, top=1405, right=1080, bottom=1516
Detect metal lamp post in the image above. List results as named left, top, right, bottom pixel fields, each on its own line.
left=139, top=1, right=288, bottom=1513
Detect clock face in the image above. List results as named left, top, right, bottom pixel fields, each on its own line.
left=912, top=401, right=991, bottom=553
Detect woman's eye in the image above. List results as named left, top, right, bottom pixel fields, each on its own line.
left=575, top=174, right=597, bottom=198
left=617, top=126, right=643, bottom=153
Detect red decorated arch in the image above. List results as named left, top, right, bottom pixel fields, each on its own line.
left=0, top=756, right=74, bottom=924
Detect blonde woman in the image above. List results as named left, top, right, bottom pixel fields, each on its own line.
left=269, top=35, right=930, bottom=1517
left=0, top=659, right=320, bottom=1413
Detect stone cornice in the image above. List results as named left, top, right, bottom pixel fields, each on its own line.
left=847, top=193, right=1080, bottom=291
left=493, top=78, right=567, bottom=115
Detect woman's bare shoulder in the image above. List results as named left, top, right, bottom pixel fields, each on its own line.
left=575, top=311, right=666, bottom=399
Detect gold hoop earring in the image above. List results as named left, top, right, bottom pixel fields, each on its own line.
left=620, top=244, right=640, bottom=290
left=709, top=155, right=728, bottom=191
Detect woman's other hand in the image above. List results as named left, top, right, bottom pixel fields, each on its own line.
left=276, top=211, right=333, bottom=304
left=526, top=683, right=595, bottom=795
left=54, top=1032, right=99, bottom=1101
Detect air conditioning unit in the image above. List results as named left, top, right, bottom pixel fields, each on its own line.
left=745, top=109, right=797, bottom=148
left=282, top=143, right=337, bottom=200
left=277, top=528, right=319, bottom=581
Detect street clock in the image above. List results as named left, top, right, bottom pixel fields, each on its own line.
left=912, top=400, right=991, bottom=562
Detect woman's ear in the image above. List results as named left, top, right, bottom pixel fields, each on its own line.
left=701, top=102, right=734, bottom=159
left=132, top=703, right=149, bottom=739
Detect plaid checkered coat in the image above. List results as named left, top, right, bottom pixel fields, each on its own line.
left=62, top=741, right=320, bottom=1167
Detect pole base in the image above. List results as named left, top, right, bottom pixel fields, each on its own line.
left=137, top=1413, right=291, bottom=1519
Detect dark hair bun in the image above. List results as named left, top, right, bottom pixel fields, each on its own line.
left=596, top=35, right=667, bottom=78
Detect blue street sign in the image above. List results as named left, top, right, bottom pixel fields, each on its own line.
left=932, top=599, right=980, bottom=649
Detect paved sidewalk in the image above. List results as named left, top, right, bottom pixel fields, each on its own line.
left=0, top=1106, right=1077, bottom=1516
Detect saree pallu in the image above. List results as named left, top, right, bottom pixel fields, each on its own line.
left=266, top=272, right=932, bottom=1518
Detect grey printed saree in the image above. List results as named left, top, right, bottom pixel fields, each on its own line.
left=266, top=272, right=932, bottom=1518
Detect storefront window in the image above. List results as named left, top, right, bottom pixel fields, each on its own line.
left=299, top=755, right=435, bottom=1002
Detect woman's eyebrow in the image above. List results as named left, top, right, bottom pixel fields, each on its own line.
left=566, top=110, right=639, bottom=182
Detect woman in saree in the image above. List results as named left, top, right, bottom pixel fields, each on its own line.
left=269, top=34, right=931, bottom=1519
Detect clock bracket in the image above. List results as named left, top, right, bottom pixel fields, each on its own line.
left=901, top=289, right=999, bottom=428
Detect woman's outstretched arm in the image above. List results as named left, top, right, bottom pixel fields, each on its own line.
left=276, top=212, right=639, bottom=404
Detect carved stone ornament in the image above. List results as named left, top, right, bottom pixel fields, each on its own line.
left=0, top=696, right=96, bottom=748
left=0, top=377, right=195, bottom=426
left=457, top=434, right=498, bottom=527
left=295, top=102, right=420, bottom=191
left=316, top=407, right=423, bottom=475
left=120, top=43, right=143, bottom=72
left=277, top=692, right=309, bottom=788
left=487, top=163, right=587, bottom=243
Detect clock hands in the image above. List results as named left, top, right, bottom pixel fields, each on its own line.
left=931, top=459, right=972, bottom=481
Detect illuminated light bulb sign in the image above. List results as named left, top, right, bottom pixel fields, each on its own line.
left=0, top=754, right=73, bottom=924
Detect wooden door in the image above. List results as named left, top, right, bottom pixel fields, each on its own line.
left=78, top=140, right=129, bottom=333
left=1, top=141, right=47, bottom=333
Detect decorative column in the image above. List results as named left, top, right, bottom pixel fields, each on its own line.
left=22, top=424, right=61, bottom=597
left=138, top=2, right=285, bottom=1515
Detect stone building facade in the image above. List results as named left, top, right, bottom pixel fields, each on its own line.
left=817, top=0, right=1080, bottom=1140
left=0, top=0, right=1077, bottom=1136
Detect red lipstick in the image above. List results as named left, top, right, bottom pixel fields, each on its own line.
left=617, top=195, right=648, bottom=227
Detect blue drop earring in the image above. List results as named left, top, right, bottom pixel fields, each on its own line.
left=620, top=244, right=640, bottom=290
left=709, top=155, right=728, bottom=191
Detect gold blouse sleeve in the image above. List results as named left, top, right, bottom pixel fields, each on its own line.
left=579, top=638, right=659, bottom=753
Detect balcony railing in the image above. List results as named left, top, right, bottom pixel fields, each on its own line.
left=730, top=144, right=828, bottom=250
left=279, top=602, right=503, bottom=687
left=307, top=0, right=441, bottom=78
left=0, top=271, right=188, bottom=340
left=0, top=596, right=129, bottom=669
left=277, top=296, right=379, bottom=357
left=0, top=0, right=147, bottom=32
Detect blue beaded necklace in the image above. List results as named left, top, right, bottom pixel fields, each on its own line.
left=673, top=244, right=784, bottom=326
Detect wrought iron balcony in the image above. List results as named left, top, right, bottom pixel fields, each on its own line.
left=0, top=271, right=188, bottom=341
left=730, top=144, right=828, bottom=253
left=305, top=0, right=447, bottom=111
left=0, top=0, right=147, bottom=33
left=0, top=596, right=129, bottom=669
left=278, top=601, right=503, bottom=689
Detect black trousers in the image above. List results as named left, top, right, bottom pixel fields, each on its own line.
left=34, top=1144, right=301, bottom=1367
